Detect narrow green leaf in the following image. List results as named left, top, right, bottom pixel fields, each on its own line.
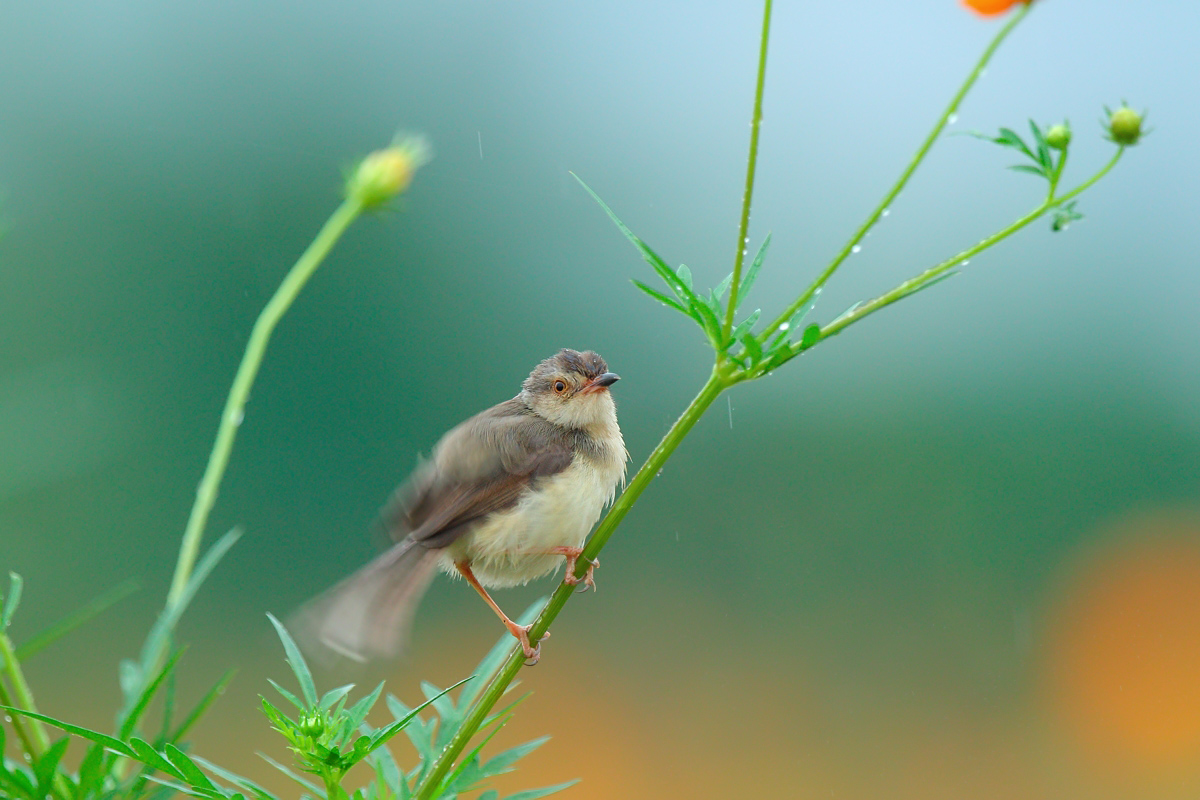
left=0, top=763, right=36, bottom=799
left=675, top=264, right=693, bottom=292
left=318, top=684, right=356, bottom=712
left=2, top=572, right=23, bottom=629
left=800, top=324, right=821, bottom=350
left=257, top=753, right=322, bottom=794
left=631, top=280, right=692, bottom=317
left=996, top=127, right=1035, bottom=161
left=894, top=270, right=959, bottom=302
left=712, top=272, right=733, bottom=302
left=16, top=579, right=138, bottom=660
left=344, top=681, right=384, bottom=728
left=571, top=173, right=700, bottom=305
left=170, top=668, right=237, bottom=742
left=421, top=681, right=456, bottom=722
left=690, top=298, right=724, bottom=347
left=481, top=736, right=550, bottom=777
left=129, top=737, right=185, bottom=779
left=266, top=613, right=317, bottom=708
left=259, top=697, right=296, bottom=736
left=1029, top=119, right=1052, bottom=170
left=739, top=332, right=763, bottom=366
left=266, top=679, right=304, bottom=712
left=32, top=736, right=69, bottom=797
left=736, top=233, right=771, bottom=311
left=1008, top=164, right=1048, bottom=178
left=190, top=755, right=280, bottom=800
left=165, top=744, right=218, bottom=791
left=119, top=647, right=186, bottom=740
left=77, top=742, right=107, bottom=795
left=727, top=309, right=761, bottom=350
left=505, top=780, right=581, bottom=800
left=140, top=775, right=225, bottom=800
left=0, top=706, right=133, bottom=756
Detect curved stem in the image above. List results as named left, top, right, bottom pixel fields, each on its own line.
left=412, top=369, right=728, bottom=800
left=722, top=0, right=772, bottom=340
left=166, top=198, right=365, bottom=609
left=761, top=0, right=1034, bottom=340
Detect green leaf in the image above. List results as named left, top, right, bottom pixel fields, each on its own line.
left=630, top=280, right=691, bottom=317
left=727, top=309, right=761, bottom=350
left=16, top=579, right=138, bottom=660
left=370, top=680, right=469, bottom=756
left=736, top=234, right=771, bottom=312
left=266, top=613, right=317, bottom=709
left=344, top=681, right=385, bottom=729
left=1029, top=119, right=1052, bottom=171
left=421, top=680, right=456, bottom=722
left=893, top=271, right=959, bottom=302
left=266, top=679, right=304, bottom=712
left=76, top=742, right=107, bottom=796
left=129, top=737, right=186, bottom=779
left=170, top=668, right=237, bottom=742
left=32, top=736, right=69, bottom=798
left=1008, top=164, right=1047, bottom=178
left=799, top=324, right=821, bottom=350
left=504, top=780, right=581, bottom=800
left=119, top=647, right=186, bottom=740
left=3, top=572, right=23, bottom=629
left=191, top=755, right=281, bottom=800
left=165, top=743, right=218, bottom=791
left=712, top=272, right=733, bottom=302
left=689, top=295, right=724, bottom=347
left=571, top=173, right=700, bottom=306
left=318, top=684, right=356, bottom=712
left=257, top=753, right=322, bottom=794
left=675, top=264, right=693, bottom=292
left=0, top=706, right=133, bottom=756
left=481, top=736, right=549, bottom=777
left=738, top=331, right=763, bottom=366
left=995, top=127, right=1035, bottom=161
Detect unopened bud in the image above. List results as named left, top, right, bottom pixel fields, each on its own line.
left=1106, top=106, right=1144, bottom=146
left=1046, top=123, right=1071, bottom=150
left=346, top=135, right=431, bottom=208
left=299, top=712, right=325, bottom=738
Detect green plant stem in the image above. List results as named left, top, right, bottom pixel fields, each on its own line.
left=413, top=369, right=728, bottom=800
left=761, top=0, right=1034, bottom=341
left=0, top=630, right=50, bottom=761
left=165, top=197, right=365, bottom=610
left=814, top=147, right=1124, bottom=345
left=722, top=0, right=772, bottom=340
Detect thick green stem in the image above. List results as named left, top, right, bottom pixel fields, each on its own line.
left=722, top=0, right=772, bottom=340
left=166, top=198, right=365, bottom=609
left=761, top=0, right=1034, bottom=340
left=0, top=631, right=50, bottom=760
left=412, top=369, right=728, bottom=800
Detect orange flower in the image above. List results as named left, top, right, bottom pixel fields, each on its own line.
left=962, top=0, right=1029, bottom=16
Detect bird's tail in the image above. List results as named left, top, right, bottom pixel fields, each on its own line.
left=293, top=539, right=440, bottom=665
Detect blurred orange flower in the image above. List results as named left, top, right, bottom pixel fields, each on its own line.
left=962, top=0, right=1029, bottom=16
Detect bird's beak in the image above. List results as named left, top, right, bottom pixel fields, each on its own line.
left=581, top=372, right=620, bottom=393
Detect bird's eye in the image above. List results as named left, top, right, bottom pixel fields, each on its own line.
left=553, top=380, right=567, bottom=394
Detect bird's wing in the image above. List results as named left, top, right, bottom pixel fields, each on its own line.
left=386, top=399, right=575, bottom=550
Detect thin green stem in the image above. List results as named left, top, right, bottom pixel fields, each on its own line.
left=165, top=198, right=365, bottom=609
left=813, top=147, right=1124, bottom=345
left=0, top=631, right=49, bottom=759
left=722, top=0, right=772, bottom=341
left=761, top=0, right=1034, bottom=340
left=412, top=369, right=728, bottom=800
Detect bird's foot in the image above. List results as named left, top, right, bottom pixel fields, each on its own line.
left=549, top=547, right=599, bottom=592
left=506, top=621, right=548, bottom=665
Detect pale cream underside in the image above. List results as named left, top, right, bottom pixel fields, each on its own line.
left=440, top=445, right=625, bottom=588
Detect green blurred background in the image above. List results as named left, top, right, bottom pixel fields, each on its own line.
left=3, top=1, right=1200, bottom=797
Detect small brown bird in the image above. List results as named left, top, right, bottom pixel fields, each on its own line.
left=301, top=349, right=627, bottom=664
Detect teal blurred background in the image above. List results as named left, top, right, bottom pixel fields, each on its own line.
left=3, top=1, right=1200, bottom=797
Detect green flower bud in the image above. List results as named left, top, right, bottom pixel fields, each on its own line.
left=1046, top=123, right=1071, bottom=150
left=299, top=712, right=325, bottom=738
left=346, top=135, right=431, bottom=208
left=1107, top=106, right=1143, bottom=146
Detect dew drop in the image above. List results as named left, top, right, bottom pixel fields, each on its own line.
left=948, top=113, right=959, bottom=125
left=779, top=322, right=790, bottom=331
left=962, top=259, right=970, bottom=266
left=881, top=208, right=890, bottom=217
left=851, top=245, right=862, bottom=254
left=229, top=409, right=244, bottom=426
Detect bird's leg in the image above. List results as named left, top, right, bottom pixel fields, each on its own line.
left=455, top=561, right=547, bottom=665
left=544, top=546, right=599, bottom=592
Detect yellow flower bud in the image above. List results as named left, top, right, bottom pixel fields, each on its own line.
left=346, top=135, right=431, bottom=208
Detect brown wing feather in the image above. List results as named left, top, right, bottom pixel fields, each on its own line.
left=385, top=397, right=575, bottom=551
